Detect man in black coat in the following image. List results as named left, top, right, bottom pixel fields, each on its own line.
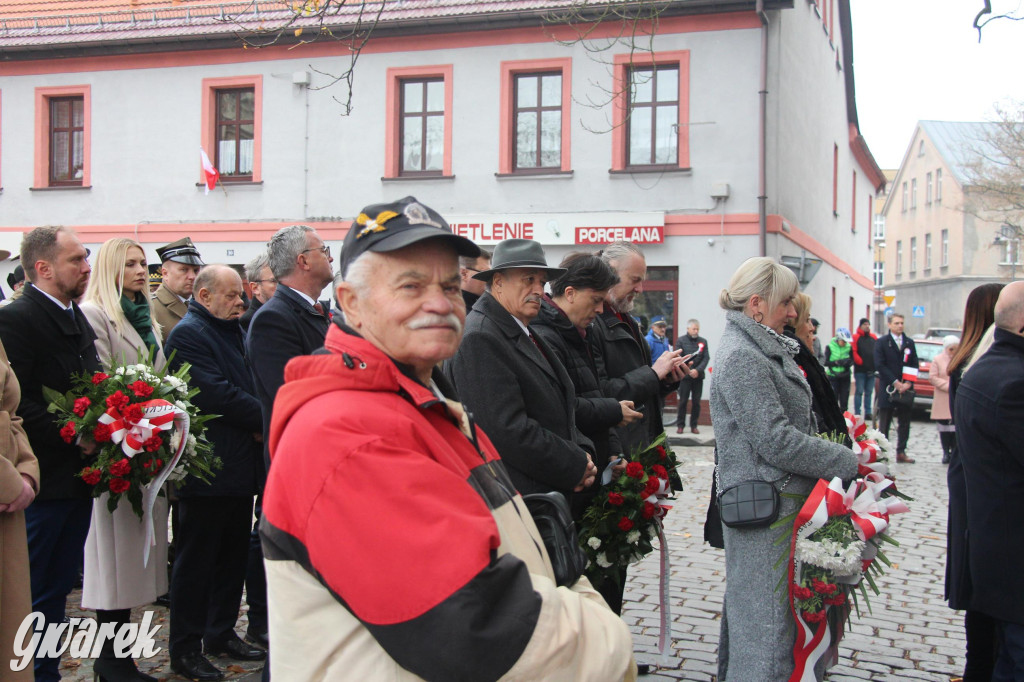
left=955, top=280, right=1024, bottom=677
left=240, top=252, right=277, bottom=334
left=459, top=247, right=491, bottom=311
left=673, top=318, right=709, bottom=434
left=873, top=313, right=918, bottom=463
left=245, top=224, right=332, bottom=653
left=0, top=226, right=100, bottom=682
left=449, top=239, right=597, bottom=497
left=591, top=241, right=686, bottom=457
left=165, top=265, right=266, bottom=680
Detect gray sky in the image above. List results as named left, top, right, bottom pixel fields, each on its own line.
left=850, top=0, right=1024, bottom=170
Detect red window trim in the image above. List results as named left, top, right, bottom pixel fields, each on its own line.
left=499, top=58, right=572, bottom=175
left=34, top=85, right=91, bottom=189
left=384, top=65, right=454, bottom=179
left=201, top=76, right=263, bottom=184
left=611, top=51, right=690, bottom=172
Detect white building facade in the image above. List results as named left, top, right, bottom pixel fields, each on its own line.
left=0, top=0, right=882, bottom=377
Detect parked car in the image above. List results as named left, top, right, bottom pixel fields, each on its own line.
left=911, top=339, right=945, bottom=409
left=924, top=327, right=961, bottom=340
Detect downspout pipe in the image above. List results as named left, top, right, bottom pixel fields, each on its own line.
left=757, top=0, right=768, bottom=257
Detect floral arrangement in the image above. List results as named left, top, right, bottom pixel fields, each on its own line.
left=772, top=411, right=911, bottom=679
left=577, top=432, right=679, bottom=579
left=45, top=356, right=219, bottom=519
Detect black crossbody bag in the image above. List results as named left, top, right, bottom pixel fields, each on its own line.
left=716, top=464, right=792, bottom=528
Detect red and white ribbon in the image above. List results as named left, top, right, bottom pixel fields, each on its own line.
left=788, top=480, right=833, bottom=682
left=843, top=412, right=886, bottom=477
left=99, top=399, right=189, bottom=566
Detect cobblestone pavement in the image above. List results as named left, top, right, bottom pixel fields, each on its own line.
left=53, top=414, right=956, bottom=681
left=625, top=413, right=965, bottom=681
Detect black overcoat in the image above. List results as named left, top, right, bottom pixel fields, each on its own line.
left=0, top=284, right=101, bottom=500
left=873, top=333, right=918, bottom=410
left=954, top=328, right=1024, bottom=625
left=448, top=292, right=592, bottom=496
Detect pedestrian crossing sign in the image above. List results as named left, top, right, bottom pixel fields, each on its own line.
left=912, top=305, right=925, bottom=318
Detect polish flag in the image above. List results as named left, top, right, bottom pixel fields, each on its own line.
left=902, top=365, right=920, bottom=382
left=200, top=147, right=219, bottom=194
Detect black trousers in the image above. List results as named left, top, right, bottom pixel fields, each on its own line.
left=676, top=377, right=703, bottom=428
left=829, top=375, right=851, bottom=412
left=246, top=493, right=268, bottom=634
left=878, top=403, right=912, bottom=453
left=170, top=496, right=253, bottom=657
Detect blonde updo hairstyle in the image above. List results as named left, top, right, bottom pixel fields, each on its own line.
left=718, top=257, right=800, bottom=316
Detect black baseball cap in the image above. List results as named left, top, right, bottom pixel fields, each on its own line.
left=338, top=196, right=479, bottom=276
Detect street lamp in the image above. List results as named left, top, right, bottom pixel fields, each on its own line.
left=993, top=223, right=1023, bottom=281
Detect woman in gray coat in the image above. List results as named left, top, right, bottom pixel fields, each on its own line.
left=711, top=257, right=857, bottom=680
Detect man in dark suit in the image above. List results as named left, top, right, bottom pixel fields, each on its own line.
left=245, top=224, right=332, bottom=652
left=152, top=237, right=205, bottom=342
left=591, top=241, right=686, bottom=457
left=0, top=226, right=101, bottom=682
left=874, top=312, right=918, bottom=463
left=674, top=318, right=709, bottom=434
left=449, top=239, right=597, bottom=497
left=955, top=280, right=1024, bottom=678
left=166, top=265, right=266, bottom=681
left=459, top=247, right=491, bottom=310
left=240, top=252, right=277, bottom=334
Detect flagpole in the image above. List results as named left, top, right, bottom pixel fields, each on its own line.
left=218, top=175, right=228, bottom=196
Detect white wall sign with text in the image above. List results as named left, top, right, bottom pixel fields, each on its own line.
left=446, top=213, right=665, bottom=246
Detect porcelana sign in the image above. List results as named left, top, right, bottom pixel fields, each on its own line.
left=446, top=213, right=665, bottom=246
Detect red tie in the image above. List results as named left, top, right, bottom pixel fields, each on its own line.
left=528, top=330, right=549, bottom=362
left=313, top=302, right=325, bottom=317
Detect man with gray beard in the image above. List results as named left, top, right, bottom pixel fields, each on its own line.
left=449, top=238, right=597, bottom=498
left=591, top=241, right=687, bottom=457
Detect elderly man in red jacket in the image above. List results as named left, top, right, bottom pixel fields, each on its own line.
left=260, top=197, right=635, bottom=681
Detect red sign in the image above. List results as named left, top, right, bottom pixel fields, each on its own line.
left=575, top=226, right=664, bottom=245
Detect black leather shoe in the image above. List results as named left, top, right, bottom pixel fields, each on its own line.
left=170, top=652, right=225, bottom=681
left=245, top=629, right=269, bottom=650
left=152, top=593, right=170, bottom=608
left=205, top=635, right=267, bottom=661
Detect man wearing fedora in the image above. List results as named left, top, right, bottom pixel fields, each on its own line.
left=152, top=237, right=205, bottom=342
left=261, top=198, right=635, bottom=680
left=448, top=238, right=597, bottom=498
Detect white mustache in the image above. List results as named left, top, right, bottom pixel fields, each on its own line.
left=409, top=314, right=463, bottom=334
left=525, top=295, right=543, bottom=305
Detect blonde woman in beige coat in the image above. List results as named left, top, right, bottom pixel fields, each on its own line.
left=79, top=238, right=167, bottom=682
left=0, top=339, right=39, bottom=682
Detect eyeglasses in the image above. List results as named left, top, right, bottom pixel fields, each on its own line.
left=251, top=278, right=277, bottom=285
left=464, top=267, right=482, bottom=273
left=302, top=244, right=331, bottom=258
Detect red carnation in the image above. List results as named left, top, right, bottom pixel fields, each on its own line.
left=793, top=585, right=814, bottom=601
left=607, top=492, right=624, bottom=506
left=625, top=462, right=644, bottom=479
left=59, top=422, right=76, bottom=444
left=655, top=445, right=667, bottom=461
left=824, top=593, right=847, bottom=606
left=642, top=502, right=657, bottom=519
left=108, top=478, right=131, bottom=494
left=73, top=397, right=91, bottom=417
left=617, top=516, right=634, bottom=531
left=143, top=435, right=162, bottom=452
left=106, top=391, right=129, bottom=411
left=154, top=459, right=164, bottom=469
left=803, top=609, right=827, bottom=624
left=128, top=380, right=153, bottom=398
left=142, top=460, right=152, bottom=469
left=651, top=464, right=669, bottom=480
left=92, top=372, right=110, bottom=385
left=108, top=459, right=131, bottom=477
left=643, top=477, right=661, bottom=497
left=81, top=467, right=102, bottom=486
left=92, top=423, right=112, bottom=443
left=122, top=404, right=143, bottom=424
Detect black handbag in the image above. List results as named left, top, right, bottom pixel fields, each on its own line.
left=716, top=465, right=791, bottom=529
left=522, top=491, right=587, bottom=588
left=887, top=382, right=916, bottom=407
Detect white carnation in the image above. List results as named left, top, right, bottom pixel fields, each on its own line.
left=174, top=400, right=189, bottom=412
left=587, top=536, right=602, bottom=550
left=795, top=537, right=866, bottom=575
left=596, top=553, right=612, bottom=568
left=862, top=428, right=892, bottom=457
left=115, top=367, right=125, bottom=376
left=626, top=530, right=641, bottom=544
left=125, top=366, right=137, bottom=375
left=169, top=430, right=183, bottom=452
left=186, top=433, right=197, bottom=455
left=177, top=384, right=188, bottom=395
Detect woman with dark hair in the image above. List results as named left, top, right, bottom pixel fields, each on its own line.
left=531, top=252, right=641, bottom=613
left=946, top=282, right=1004, bottom=682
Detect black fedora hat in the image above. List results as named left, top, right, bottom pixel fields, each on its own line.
left=472, top=239, right=566, bottom=281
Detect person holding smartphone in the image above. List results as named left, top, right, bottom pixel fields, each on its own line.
left=674, top=319, right=709, bottom=434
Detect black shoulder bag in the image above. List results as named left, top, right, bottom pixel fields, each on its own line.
left=522, top=491, right=587, bottom=587
left=716, top=465, right=792, bottom=529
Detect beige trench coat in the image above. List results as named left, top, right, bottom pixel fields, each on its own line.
left=929, top=349, right=953, bottom=421
left=0, top=340, right=39, bottom=682
left=80, top=302, right=169, bottom=610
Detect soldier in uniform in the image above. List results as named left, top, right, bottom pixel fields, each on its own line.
left=152, top=237, right=205, bottom=342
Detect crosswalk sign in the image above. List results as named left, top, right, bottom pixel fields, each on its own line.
left=912, top=305, right=925, bottom=318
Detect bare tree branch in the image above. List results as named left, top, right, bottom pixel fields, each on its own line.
left=974, top=0, right=1024, bottom=42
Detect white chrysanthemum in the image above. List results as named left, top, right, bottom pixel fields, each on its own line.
left=795, top=537, right=866, bottom=575
left=626, top=530, right=641, bottom=544
left=587, top=536, right=601, bottom=550
left=862, top=428, right=892, bottom=457
left=125, top=366, right=137, bottom=375
left=115, top=367, right=125, bottom=376
left=169, top=430, right=183, bottom=452
left=596, top=553, right=612, bottom=568
left=186, top=433, right=197, bottom=455
left=143, top=373, right=157, bottom=384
